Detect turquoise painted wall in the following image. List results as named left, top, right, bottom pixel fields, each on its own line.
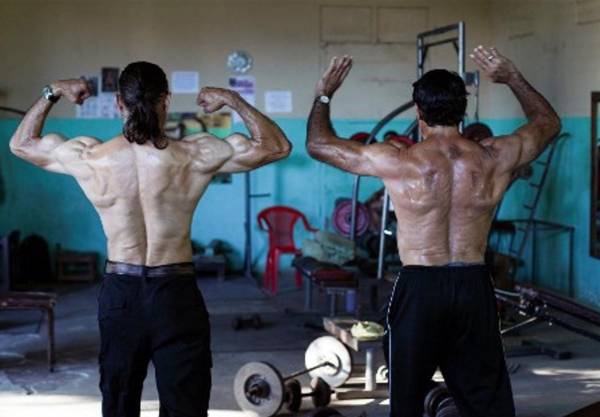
left=0, top=117, right=410, bottom=274
left=1, top=117, right=599, bottom=307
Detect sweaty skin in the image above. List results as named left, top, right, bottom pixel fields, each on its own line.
left=307, top=48, right=560, bottom=266
left=10, top=81, right=291, bottom=266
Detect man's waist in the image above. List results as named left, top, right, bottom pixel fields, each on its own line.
left=105, top=260, right=195, bottom=277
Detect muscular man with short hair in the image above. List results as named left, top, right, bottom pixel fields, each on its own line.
left=307, top=47, right=560, bottom=417
left=9, top=61, right=291, bottom=417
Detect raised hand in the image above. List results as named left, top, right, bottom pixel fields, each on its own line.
left=315, top=55, right=353, bottom=98
left=51, top=79, right=92, bottom=105
left=470, top=46, right=520, bottom=84
left=196, top=87, right=237, bottom=113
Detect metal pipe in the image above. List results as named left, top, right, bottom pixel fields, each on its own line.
left=377, top=189, right=390, bottom=280
left=421, top=37, right=459, bottom=49
left=244, top=172, right=253, bottom=280
left=349, top=100, right=415, bottom=242
left=0, top=106, right=26, bottom=116
left=458, top=21, right=466, bottom=79
left=417, top=22, right=462, bottom=38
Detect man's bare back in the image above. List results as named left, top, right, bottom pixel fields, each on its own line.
left=384, top=134, right=512, bottom=265
left=307, top=48, right=560, bottom=267
left=10, top=81, right=291, bottom=267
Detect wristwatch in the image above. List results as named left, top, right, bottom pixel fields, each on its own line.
left=42, top=85, right=60, bottom=103
left=317, top=95, right=330, bottom=104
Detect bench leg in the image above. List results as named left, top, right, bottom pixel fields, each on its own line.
left=47, top=308, right=56, bottom=372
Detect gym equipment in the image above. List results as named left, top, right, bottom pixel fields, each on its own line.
left=490, top=133, right=571, bottom=281
left=304, top=336, right=353, bottom=388
left=424, top=385, right=450, bottom=416
left=285, top=377, right=332, bottom=412
left=232, top=314, right=262, bottom=330
left=463, top=122, right=493, bottom=142
left=234, top=361, right=334, bottom=416
left=497, top=285, right=600, bottom=347
left=322, top=318, right=388, bottom=399
left=376, top=365, right=388, bottom=383
left=435, top=397, right=460, bottom=417
left=424, top=384, right=460, bottom=417
left=332, top=199, right=370, bottom=238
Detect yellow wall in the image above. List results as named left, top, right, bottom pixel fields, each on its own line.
left=0, top=0, right=494, bottom=120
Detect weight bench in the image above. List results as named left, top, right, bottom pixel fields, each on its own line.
left=323, top=317, right=388, bottom=399
left=0, top=292, right=57, bottom=371
left=292, top=256, right=357, bottom=316
left=0, top=231, right=57, bottom=372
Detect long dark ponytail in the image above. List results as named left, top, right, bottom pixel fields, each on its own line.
left=118, top=62, right=169, bottom=149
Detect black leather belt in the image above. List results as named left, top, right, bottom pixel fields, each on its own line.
left=105, top=261, right=195, bottom=277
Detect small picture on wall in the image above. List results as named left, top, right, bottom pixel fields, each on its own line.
left=82, top=76, right=99, bottom=96
left=101, top=67, right=120, bottom=93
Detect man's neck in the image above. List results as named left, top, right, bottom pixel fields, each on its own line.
left=421, top=125, right=460, bottom=141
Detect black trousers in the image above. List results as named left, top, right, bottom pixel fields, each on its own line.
left=98, top=271, right=212, bottom=417
left=385, top=265, right=515, bottom=417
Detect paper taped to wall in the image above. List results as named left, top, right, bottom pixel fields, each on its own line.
left=265, top=91, right=292, bottom=114
left=229, top=76, right=256, bottom=123
left=171, top=71, right=200, bottom=94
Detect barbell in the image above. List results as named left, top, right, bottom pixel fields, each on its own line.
left=233, top=362, right=333, bottom=416
left=234, top=336, right=353, bottom=416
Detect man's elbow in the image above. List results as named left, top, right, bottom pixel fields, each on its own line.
left=9, top=139, right=26, bottom=159
left=306, top=141, right=322, bottom=159
left=550, top=116, right=562, bottom=138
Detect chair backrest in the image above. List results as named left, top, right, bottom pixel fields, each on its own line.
left=0, top=230, right=20, bottom=293
left=257, top=206, right=308, bottom=249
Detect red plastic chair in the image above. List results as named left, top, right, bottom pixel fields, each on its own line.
left=258, top=206, right=318, bottom=294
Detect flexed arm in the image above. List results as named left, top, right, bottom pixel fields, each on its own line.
left=196, top=88, right=291, bottom=173
left=471, top=46, right=561, bottom=171
left=306, top=56, right=407, bottom=177
left=9, top=79, right=99, bottom=174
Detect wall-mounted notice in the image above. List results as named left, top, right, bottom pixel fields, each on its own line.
left=76, top=75, right=100, bottom=119
left=264, top=90, right=293, bottom=114
left=98, top=93, right=120, bottom=119
left=171, top=71, right=200, bottom=94
left=228, top=75, right=255, bottom=122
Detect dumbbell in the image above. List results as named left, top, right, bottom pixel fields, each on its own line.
left=284, top=377, right=332, bottom=412
left=424, top=384, right=459, bottom=417
left=232, top=314, right=262, bottom=330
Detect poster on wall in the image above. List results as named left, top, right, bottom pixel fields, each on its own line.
left=171, top=71, right=200, bottom=94
left=76, top=75, right=100, bottom=119
left=101, top=67, right=119, bottom=93
left=98, top=93, right=120, bottom=119
left=228, top=75, right=255, bottom=123
left=265, top=90, right=293, bottom=114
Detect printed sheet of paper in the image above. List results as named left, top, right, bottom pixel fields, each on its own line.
left=76, top=75, right=100, bottom=119
left=228, top=76, right=255, bottom=123
left=171, top=71, right=200, bottom=94
left=265, top=90, right=293, bottom=114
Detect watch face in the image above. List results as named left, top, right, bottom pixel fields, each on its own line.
left=227, top=51, right=253, bottom=74
left=319, top=96, right=330, bottom=104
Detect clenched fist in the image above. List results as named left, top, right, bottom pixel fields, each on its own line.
left=50, top=79, right=92, bottom=105
left=470, top=46, right=520, bottom=84
left=196, top=87, right=238, bottom=113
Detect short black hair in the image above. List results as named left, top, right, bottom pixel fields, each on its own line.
left=412, top=69, right=467, bottom=127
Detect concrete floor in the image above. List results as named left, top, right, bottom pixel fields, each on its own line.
left=1, top=272, right=599, bottom=417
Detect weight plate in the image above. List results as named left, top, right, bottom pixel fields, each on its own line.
left=424, top=385, right=449, bottom=417
left=376, top=365, right=388, bottom=383
left=332, top=199, right=370, bottom=238
left=305, top=336, right=352, bottom=388
left=311, top=377, right=332, bottom=408
left=284, top=378, right=302, bottom=412
left=233, top=361, right=284, bottom=417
